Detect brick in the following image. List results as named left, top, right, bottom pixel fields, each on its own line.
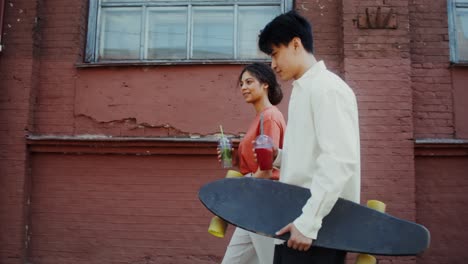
left=27, top=154, right=228, bottom=263
left=410, top=0, right=454, bottom=138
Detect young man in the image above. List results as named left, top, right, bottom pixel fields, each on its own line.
left=258, top=11, right=361, bottom=263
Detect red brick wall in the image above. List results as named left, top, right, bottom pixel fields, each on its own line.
left=416, top=155, right=468, bottom=264
left=29, top=152, right=227, bottom=264
left=295, top=0, right=343, bottom=74
left=0, top=0, right=40, bottom=263
left=452, top=68, right=468, bottom=139
left=410, top=0, right=454, bottom=139
left=342, top=0, right=415, bottom=216
left=34, top=0, right=87, bottom=134
left=73, top=65, right=285, bottom=136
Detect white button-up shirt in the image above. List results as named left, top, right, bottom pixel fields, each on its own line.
left=274, top=61, right=361, bottom=240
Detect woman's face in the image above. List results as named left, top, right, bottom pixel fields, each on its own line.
left=239, top=71, right=268, bottom=104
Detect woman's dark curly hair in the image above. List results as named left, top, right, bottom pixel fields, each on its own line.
left=238, top=63, right=283, bottom=105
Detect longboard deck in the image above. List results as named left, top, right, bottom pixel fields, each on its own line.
left=199, top=177, right=430, bottom=256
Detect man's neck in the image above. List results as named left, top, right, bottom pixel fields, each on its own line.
left=294, top=53, right=318, bottom=80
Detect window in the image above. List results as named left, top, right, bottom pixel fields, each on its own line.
left=85, top=0, right=293, bottom=63
left=448, top=0, right=468, bottom=64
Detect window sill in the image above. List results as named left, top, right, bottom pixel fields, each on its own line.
left=415, top=138, right=468, bottom=157
left=75, top=59, right=271, bottom=68
left=450, top=62, right=468, bottom=67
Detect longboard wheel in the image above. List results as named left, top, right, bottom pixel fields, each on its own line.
left=367, top=200, right=386, bottom=213
left=208, top=216, right=228, bottom=238
left=226, top=170, right=243, bottom=178
left=207, top=170, right=241, bottom=238
left=355, top=254, right=376, bottom=264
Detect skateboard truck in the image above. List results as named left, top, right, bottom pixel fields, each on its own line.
left=207, top=170, right=243, bottom=238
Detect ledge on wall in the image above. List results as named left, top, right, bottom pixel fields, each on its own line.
left=415, top=138, right=468, bottom=157
left=26, top=134, right=240, bottom=156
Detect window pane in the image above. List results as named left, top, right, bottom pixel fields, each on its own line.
left=192, top=6, right=234, bottom=59
left=147, top=7, right=187, bottom=59
left=456, top=11, right=468, bottom=61
left=100, top=8, right=141, bottom=60
left=238, top=6, right=280, bottom=59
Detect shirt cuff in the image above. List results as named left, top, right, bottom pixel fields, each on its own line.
left=292, top=187, right=327, bottom=240
left=273, top=149, right=282, bottom=169
left=293, top=214, right=321, bottom=240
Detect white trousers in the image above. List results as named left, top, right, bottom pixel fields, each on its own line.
left=221, top=227, right=274, bottom=264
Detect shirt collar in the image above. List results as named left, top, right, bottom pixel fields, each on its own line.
left=292, top=61, right=327, bottom=88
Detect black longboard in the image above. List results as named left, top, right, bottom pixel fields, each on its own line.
left=199, top=177, right=430, bottom=256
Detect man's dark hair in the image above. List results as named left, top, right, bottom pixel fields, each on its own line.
left=258, top=10, right=314, bottom=55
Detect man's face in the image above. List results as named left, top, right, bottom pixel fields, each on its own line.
left=270, top=42, right=297, bottom=81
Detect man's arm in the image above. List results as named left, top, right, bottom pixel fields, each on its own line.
left=294, top=87, right=360, bottom=239
left=272, top=148, right=282, bottom=169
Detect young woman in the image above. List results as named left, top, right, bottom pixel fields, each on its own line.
left=220, top=62, right=286, bottom=263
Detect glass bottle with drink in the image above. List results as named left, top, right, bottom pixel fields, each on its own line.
left=218, top=125, right=232, bottom=168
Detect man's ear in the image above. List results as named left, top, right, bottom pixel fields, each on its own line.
left=292, top=37, right=302, bottom=50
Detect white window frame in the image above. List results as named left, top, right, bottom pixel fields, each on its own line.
left=0, top=0, right=5, bottom=52
left=85, top=0, right=293, bottom=64
left=448, top=0, right=468, bottom=64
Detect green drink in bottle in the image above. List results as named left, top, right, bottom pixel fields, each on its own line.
left=218, top=125, right=232, bottom=168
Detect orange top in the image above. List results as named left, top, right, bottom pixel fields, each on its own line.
left=238, top=106, right=286, bottom=180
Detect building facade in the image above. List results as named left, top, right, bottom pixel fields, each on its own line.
left=1, top=0, right=467, bottom=264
